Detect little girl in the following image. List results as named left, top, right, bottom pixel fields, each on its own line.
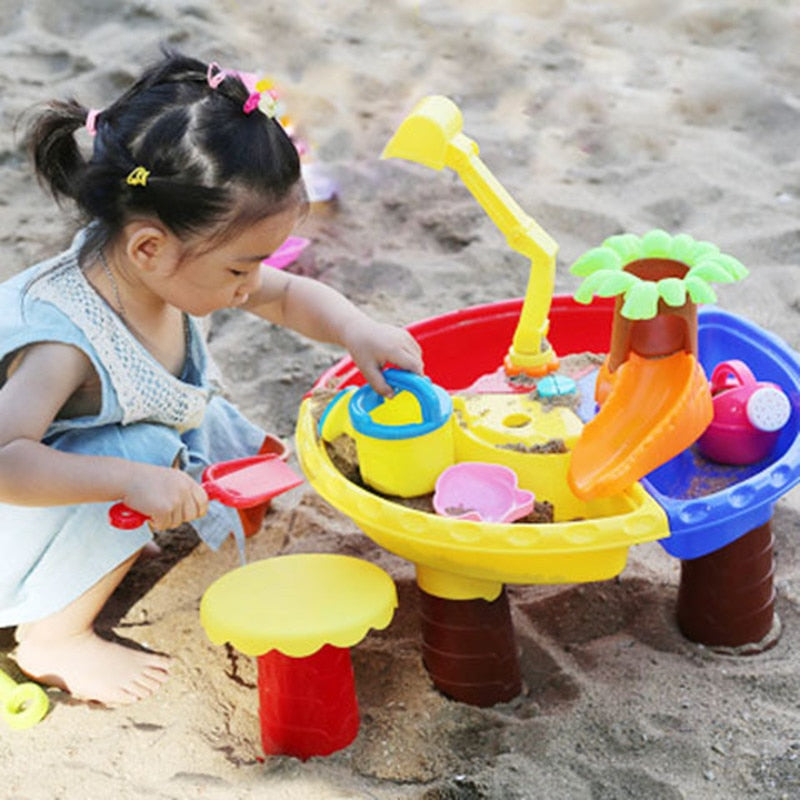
left=0, top=51, right=422, bottom=706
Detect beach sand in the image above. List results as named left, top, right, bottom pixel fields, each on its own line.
left=1, top=1, right=800, bottom=797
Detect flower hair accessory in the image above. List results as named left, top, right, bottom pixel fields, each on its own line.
left=126, top=166, right=150, bottom=187
left=243, top=77, right=279, bottom=117
left=206, top=61, right=280, bottom=118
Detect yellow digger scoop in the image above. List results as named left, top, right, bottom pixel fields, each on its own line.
left=381, top=95, right=473, bottom=170
left=382, top=95, right=559, bottom=377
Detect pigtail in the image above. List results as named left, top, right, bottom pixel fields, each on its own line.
left=27, top=99, right=90, bottom=202
left=77, top=119, right=142, bottom=224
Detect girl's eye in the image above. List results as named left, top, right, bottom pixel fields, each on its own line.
left=229, top=269, right=248, bottom=278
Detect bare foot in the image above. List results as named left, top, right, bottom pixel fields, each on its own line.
left=15, top=630, right=170, bottom=706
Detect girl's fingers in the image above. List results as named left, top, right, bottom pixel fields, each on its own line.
left=362, top=364, right=394, bottom=397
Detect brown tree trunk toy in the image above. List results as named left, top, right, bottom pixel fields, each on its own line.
left=418, top=586, right=522, bottom=706
left=676, top=521, right=780, bottom=653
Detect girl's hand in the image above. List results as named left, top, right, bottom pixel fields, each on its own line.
left=121, top=464, right=209, bottom=531
left=344, top=317, right=424, bottom=396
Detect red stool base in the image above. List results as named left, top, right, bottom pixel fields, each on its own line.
left=257, top=644, right=360, bottom=759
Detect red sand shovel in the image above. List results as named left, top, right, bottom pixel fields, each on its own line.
left=109, top=454, right=303, bottom=529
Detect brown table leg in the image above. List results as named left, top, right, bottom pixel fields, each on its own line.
left=418, top=585, right=522, bottom=706
left=677, top=521, right=780, bottom=653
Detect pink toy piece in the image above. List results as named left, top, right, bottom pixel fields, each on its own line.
left=263, top=236, right=310, bottom=270
left=697, top=360, right=792, bottom=465
left=433, top=462, right=534, bottom=523
left=109, top=454, right=303, bottom=529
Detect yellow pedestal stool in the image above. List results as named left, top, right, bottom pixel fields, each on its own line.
left=200, top=554, right=397, bottom=759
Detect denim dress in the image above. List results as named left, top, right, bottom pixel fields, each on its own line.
left=0, top=233, right=267, bottom=626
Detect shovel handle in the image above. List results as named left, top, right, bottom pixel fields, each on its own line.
left=109, top=502, right=150, bottom=529
left=108, top=484, right=234, bottom=528
left=108, top=483, right=241, bottom=528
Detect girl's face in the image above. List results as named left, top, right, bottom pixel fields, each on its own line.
left=150, top=205, right=300, bottom=316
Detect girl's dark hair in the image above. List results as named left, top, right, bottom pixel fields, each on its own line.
left=27, top=50, right=304, bottom=261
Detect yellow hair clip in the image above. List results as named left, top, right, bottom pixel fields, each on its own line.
left=126, top=166, right=150, bottom=187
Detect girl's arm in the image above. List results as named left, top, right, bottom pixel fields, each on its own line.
left=0, top=342, right=207, bottom=529
left=242, top=267, right=424, bottom=396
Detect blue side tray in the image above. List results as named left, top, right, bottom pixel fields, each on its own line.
left=643, top=307, right=800, bottom=560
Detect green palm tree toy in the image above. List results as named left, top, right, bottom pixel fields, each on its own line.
left=568, top=229, right=748, bottom=499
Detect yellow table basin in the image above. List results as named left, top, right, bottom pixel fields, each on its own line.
left=296, top=398, right=669, bottom=601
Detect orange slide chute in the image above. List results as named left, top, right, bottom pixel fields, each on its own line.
left=568, top=351, right=713, bottom=500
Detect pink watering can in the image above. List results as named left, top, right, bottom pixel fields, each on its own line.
left=697, top=360, right=791, bottom=465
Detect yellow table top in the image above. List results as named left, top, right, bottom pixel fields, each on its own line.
left=199, top=554, right=397, bottom=657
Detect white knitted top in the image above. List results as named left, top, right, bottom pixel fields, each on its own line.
left=27, top=250, right=209, bottom=432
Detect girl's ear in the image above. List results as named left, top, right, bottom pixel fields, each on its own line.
left=124, top=222, right=180, bottom=273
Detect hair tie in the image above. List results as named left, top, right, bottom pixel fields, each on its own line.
left=206, top=61, right=226, bottom=89
left=126, top=166, right=150, bottom=187
left=85, top=109, right=100, bottom=136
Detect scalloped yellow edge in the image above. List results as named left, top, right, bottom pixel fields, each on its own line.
left=200, top=553, right=398, bottom=657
